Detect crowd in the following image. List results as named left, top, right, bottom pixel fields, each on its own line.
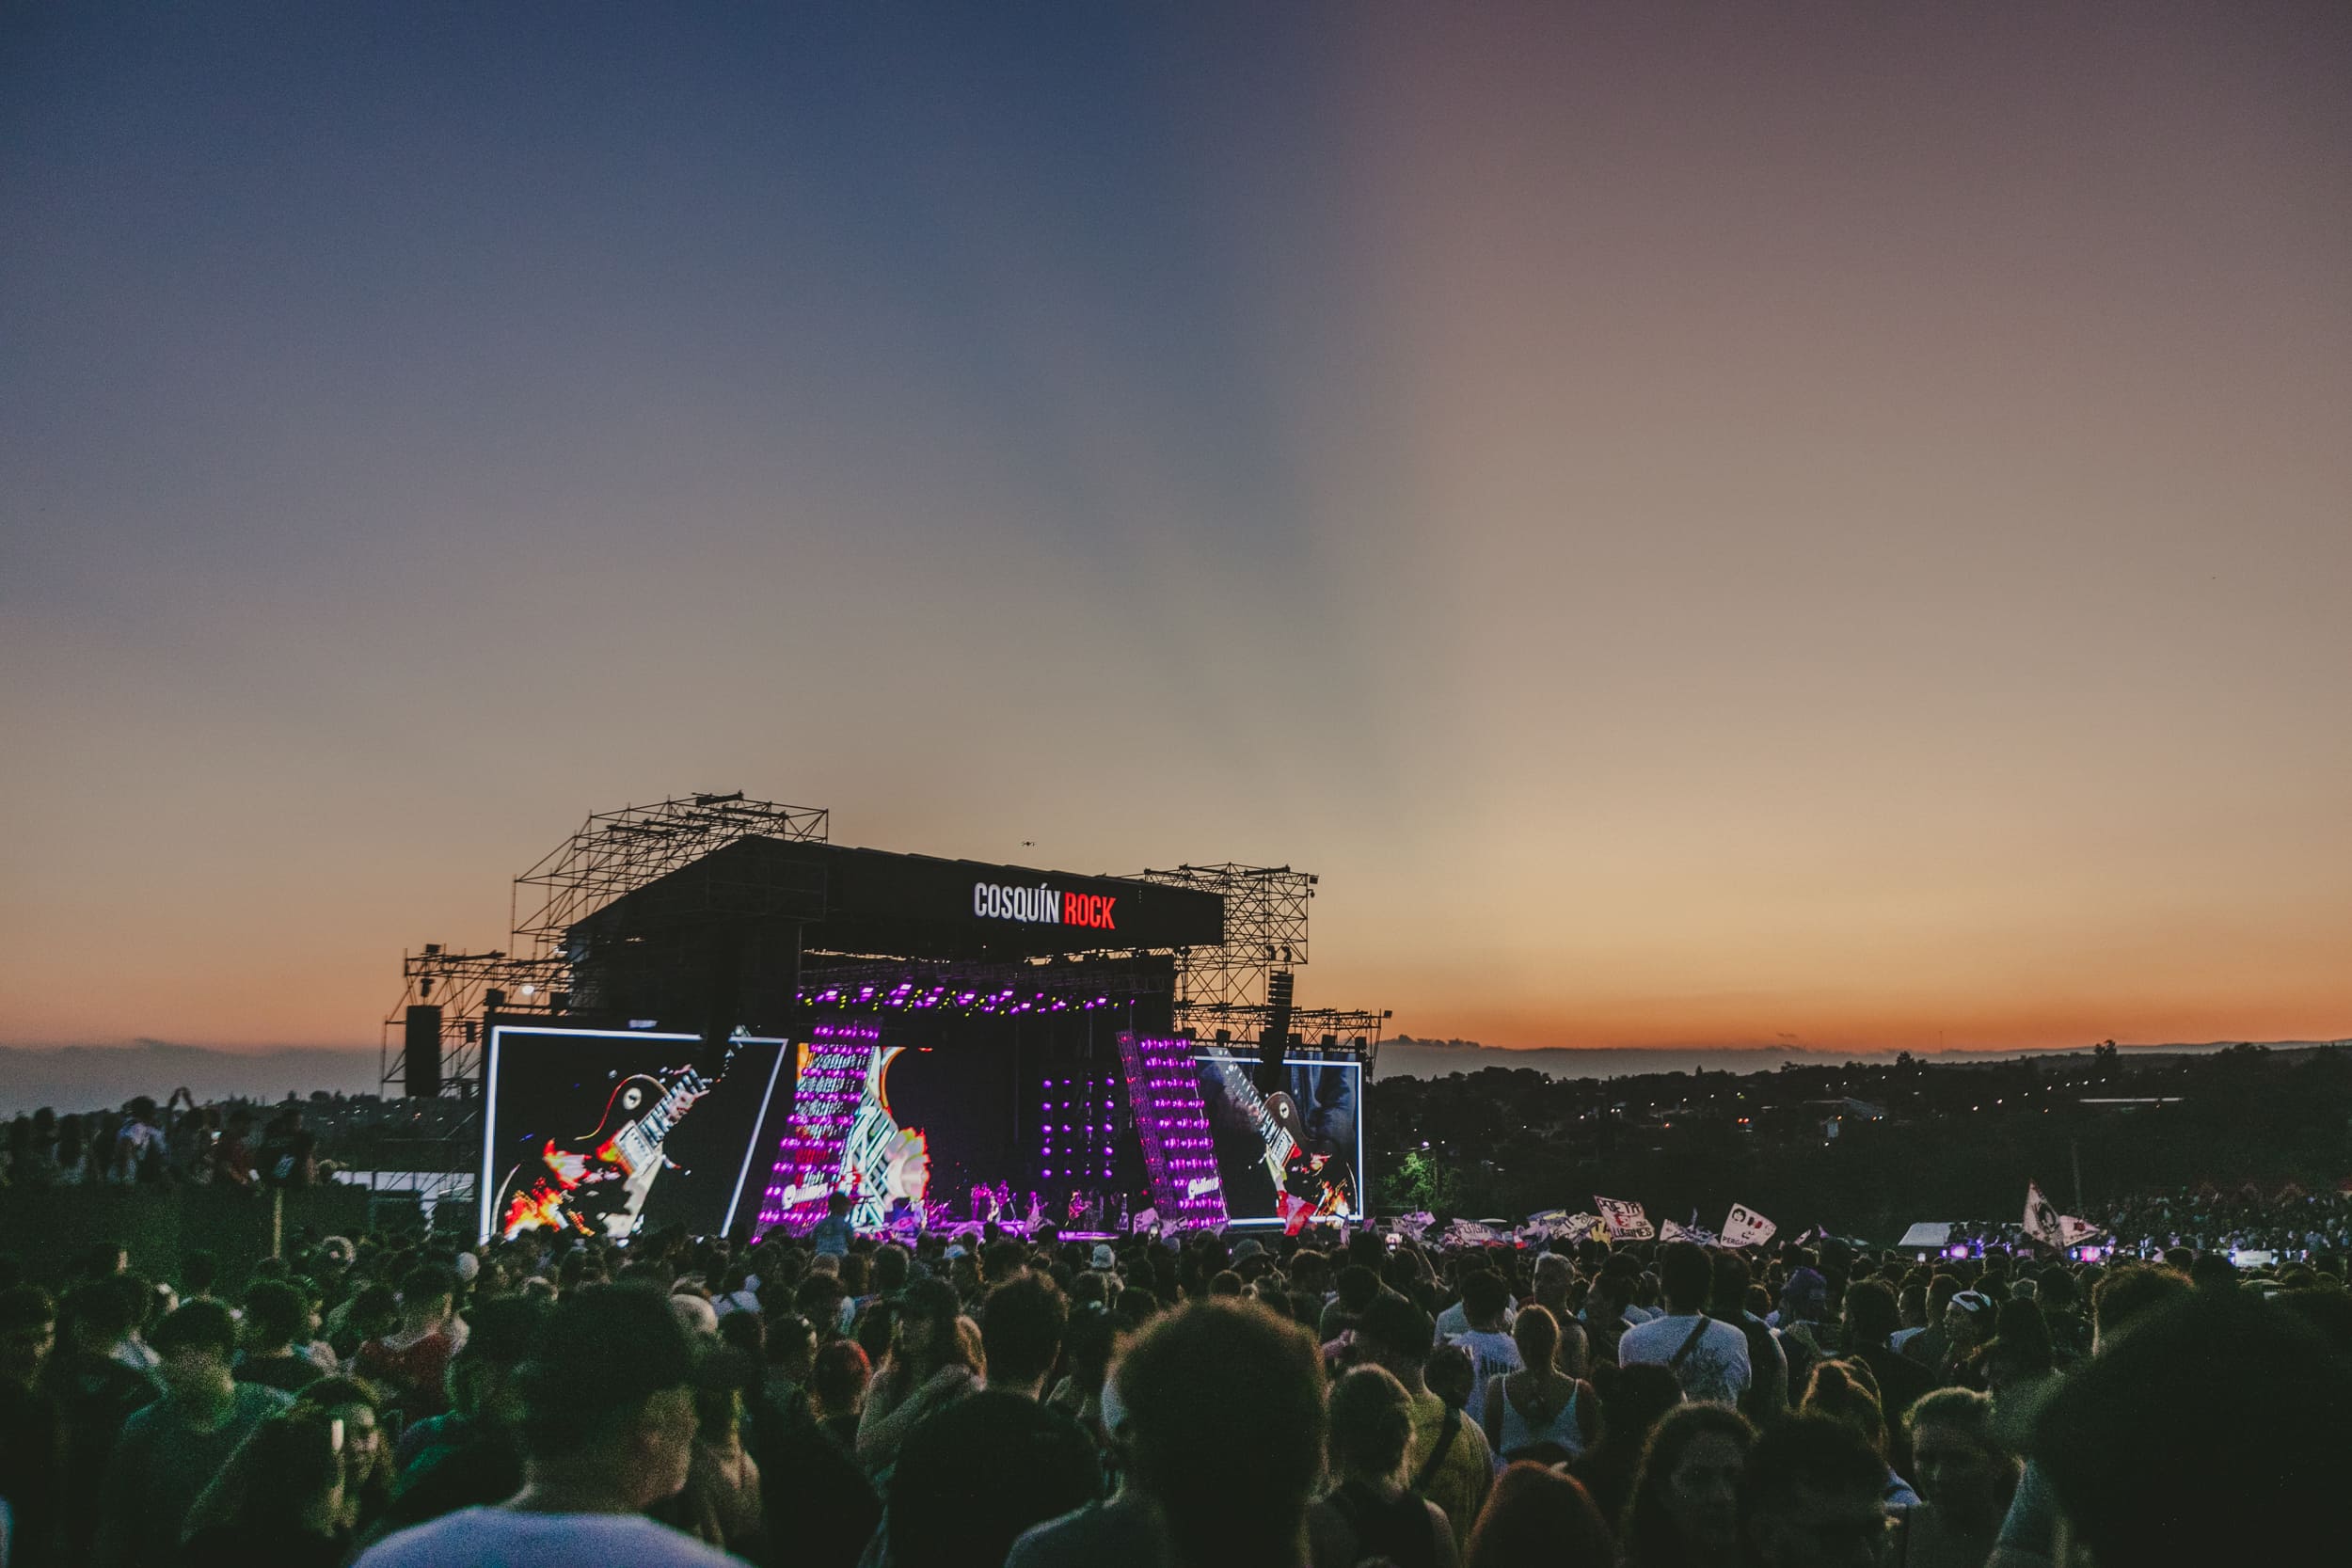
left=0, top=1202, right=2345, bottom=1568
left=2090, top=1183, right=2352, bottom=1257
left=1920, top=1182, right=2352, bottom=1263
left=1, top=1095, right=324, bottom=1191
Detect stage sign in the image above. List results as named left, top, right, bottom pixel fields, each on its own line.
left=480, top=1026, right=788, bottom=1244
left=812, top=846, right=1225, bottom=954
left=1194, top=1052, right=1365, bottom=1228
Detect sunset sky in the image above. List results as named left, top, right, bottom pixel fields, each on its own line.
left=5, top=5, right=2348, bottom=1060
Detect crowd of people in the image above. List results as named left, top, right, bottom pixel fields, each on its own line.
left=1, top=1095, right=323, bottom=1191
left=2090, top=1182, right=2352, bottom=1257
left=0, top=1205, right=2344, bottom=1568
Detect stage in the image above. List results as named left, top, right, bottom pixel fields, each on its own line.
left=381, top=794, right=1381, bottom=1242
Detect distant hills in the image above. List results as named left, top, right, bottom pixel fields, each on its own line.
left=1370, top=1034, right=2352, bottom=1082
left=0, top=1040, right=382, bottom=1117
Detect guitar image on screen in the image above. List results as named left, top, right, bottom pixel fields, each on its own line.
left=499, top=1043, right=734, bottom=1240
left=1209, top=1058, right=1356, bottom=1232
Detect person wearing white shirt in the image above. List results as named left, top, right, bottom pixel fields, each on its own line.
left=1616, top=1244, right=1752, bottom=1406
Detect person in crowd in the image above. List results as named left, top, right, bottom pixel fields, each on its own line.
left=1889, top=1388, right=2017, bottom=1568
left=298, top=1375, right=398, bottom=1539
left=1526, top=1252, right=1592, bottom=1378
left=0, top=1285, right=61, bottom=1568
left=166, top=1094, right=216, bottom=1184
left=93, top=1299, right=293, bottom=1568
left=357, top=1264, right=461, bottom=1419
left=257, top=1106, right=318, bottom=1187
left=1931, top=1291, right=1994, bottom=1389
left=1889, top=1282, right=1931, bottom=1354
left=213, top=1109, right=257, bottom=1187
left=1308, top=1364, right=1459, bottom=1568
left=1707, top=1252, right=1787, bottom=1425
left=1352, top=1292, right=1494, bottom=1558
left=1899, top=1276, right=1961, bottom=1372
left=1769, top=1268, right=1833, bottom=1396
left=1622, top=1402, right=1756, bottom=1568
left=1579, top=1263, right=1641, bottom=1367
left=1319, top=1263, right=1385, bottom=1345
left=1739, top=1413, right=1890, bottom=1568
left=1838, top=1281, right=1932, bottom=1425
left=1565, top=1361, right=1682, bottom=1527
left=236, top=1278, right=327, bottom=1394
left=1477, top=1304, right=1596, bottom=1465
left=1976, top=1299, right=2058, bottom=1451
left=181, top=1410, right=351, bottom=1568
left=1617, top=1244, right=1752, bottom=1405
left=1798, top=1360, right=1919, bottom=1510
left=330, top=1282, right=401, bottom=1363
left=855, top=1275, right=978, bottom=1475
left=1443, top=1272, right=1522, bottom=1387
left=354, top=1285, right=737, bottom=1567
left=761, top=1309, right=819, bottom=1406
left=42, top=1277, right=158, bottom=1563
left=1460, top=1462, right=1613, bottom=1568
left=740, top=1327, right=879, bottom=1568
left=180, top=1250, right=222, bottom=1303
left=811, top=1192, right=854, bottom=1258
left=379, top=1295, right=547, bottom=1533
left=1421, top=1339, right=1476, bottom=1417
left=808, top=1338, right=871, bottom=1449
left=1017, top=1299, right=1324, bottom=1568
left=1987, top=1260, right=2190, bottom=1564
left=654, top=1345, right=765, bottom=1559
left=1042, top=1299, right=1123, bottom=1439
left=111, top=1098, right=167, bottom=1184
left=891, top=1274, right=1102, bottom=1568
left=2029, top=1290, right=2352, bottom=1567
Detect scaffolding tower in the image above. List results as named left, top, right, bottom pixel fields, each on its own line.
left=1125, top=863, right=1385, bottom=1054
left=513, top=791, right=829, bottom=957
left=375, top=946, right=567, bottom=1212
left=378, top=792, right=830, bottom=1213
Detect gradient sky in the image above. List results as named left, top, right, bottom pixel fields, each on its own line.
left=5, top=4, right=2348, bottom=1059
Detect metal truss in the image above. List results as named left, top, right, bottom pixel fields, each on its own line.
left=1125, top=863, right=1314, bottom=1012
left=1180, top=1004, right=1388, bottom=1053
left=512, top=792, right=828, bottom=957
left=376, top=792, right=826, bottom=1214
left=1122, top=863, right=1384, bottom=1059
left=376, top=945, right=567, bottom=1211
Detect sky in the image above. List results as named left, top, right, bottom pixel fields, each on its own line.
left=4, top=4, right=2349, bottom=1062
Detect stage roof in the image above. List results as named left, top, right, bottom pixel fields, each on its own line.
left=569, top=836, right=1226, bottom=961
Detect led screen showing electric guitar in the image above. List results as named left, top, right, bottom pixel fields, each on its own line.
left=499, top=1042, right=734, bottom=1240
left=1207, top=1057, right=1357, bottom=1231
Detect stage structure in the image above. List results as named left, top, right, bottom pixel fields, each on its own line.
left=1128, top=863, right=1389, bottom=1059
left=377, top=946, right=567, bottom=1209
left=386, top=791, right=1384, bottom=1230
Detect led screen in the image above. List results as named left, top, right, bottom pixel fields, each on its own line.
left=480, top=1026, right=788, bottom=1243
left=1194, top=1052, right=1365, bottom=1227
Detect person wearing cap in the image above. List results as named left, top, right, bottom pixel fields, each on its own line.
left=354, top=1286, right=740, bottom=1567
